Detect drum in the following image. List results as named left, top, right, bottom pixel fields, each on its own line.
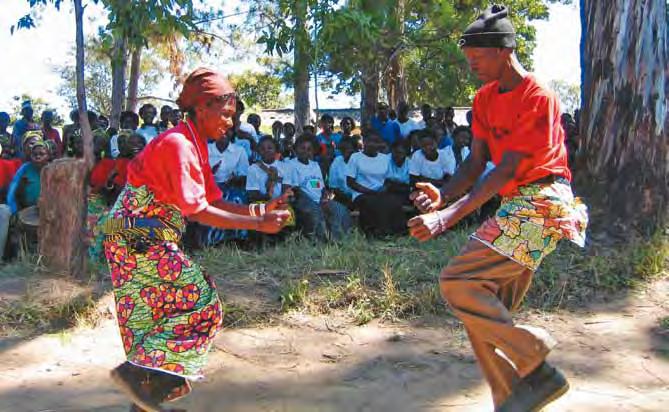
left=17, top=205, right=40, bottom=254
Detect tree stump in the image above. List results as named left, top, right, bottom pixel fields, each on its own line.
left=38, top=158, right=89, bottom=278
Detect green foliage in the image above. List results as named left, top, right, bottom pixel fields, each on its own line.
left=319, top=0, right=553, bottom=106
left=549, top=80, right=581, bottom=113
left=229, top=70, right=291, bottom=109
left=56, top=37, right=165, bottom=115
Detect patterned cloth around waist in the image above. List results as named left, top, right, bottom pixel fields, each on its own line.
left=472, top=179, right=588, bottom=272
left=103, top=185, right=185, bottom=244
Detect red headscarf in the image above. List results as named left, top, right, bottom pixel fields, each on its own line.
left=176, top=67, right=235, bottom=111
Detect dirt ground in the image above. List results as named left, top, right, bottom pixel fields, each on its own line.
left=0, top=278, right=667, bottom=412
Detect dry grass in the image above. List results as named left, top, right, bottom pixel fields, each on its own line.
left=1, top=225, right=666, bottom=336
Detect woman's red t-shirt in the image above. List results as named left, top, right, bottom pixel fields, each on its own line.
left=0, top=159, right=23, bottom=190
left=472, top=75, right=571, bottom=196
left=90, top=158, right=116, bottom=192
left=127, top=119, right=222, bottom=216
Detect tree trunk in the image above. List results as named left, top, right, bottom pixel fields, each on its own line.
left=110, top=34, right=128, bottom=129
left=360, top=64, right=380, bottom=130
left=39, top=0, right=93, bottom=279
left=385, top=0, right=407, bottom=109
left=126, top=46, right=142, bottom=113
left=293, top=0, right=311, bottom=134
left=580, top=0, right=668, bottom=234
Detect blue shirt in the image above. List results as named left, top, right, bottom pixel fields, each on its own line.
left=11, top=119, right=31, bottom=158
left=438, top=134, right=454, bottom=149
left=371, top=117, right=401, bottom=145
left=316, top=132, right=342, bottom=158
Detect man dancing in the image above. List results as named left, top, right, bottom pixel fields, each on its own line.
left=408, top=5, right=588, bottom=411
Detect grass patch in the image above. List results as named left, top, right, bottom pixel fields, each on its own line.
left=200, top=226, right=668, bottom=324
left=0, top=256, right=106, bottom=337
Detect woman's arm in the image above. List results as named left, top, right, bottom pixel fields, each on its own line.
left=190, top=205, right=288, bottom=233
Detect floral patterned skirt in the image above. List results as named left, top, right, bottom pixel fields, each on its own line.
left=103, top=185, right=223, bottom=380
left=472, top=179, right=588, bottom=272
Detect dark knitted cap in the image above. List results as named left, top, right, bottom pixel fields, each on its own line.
left=459, top=5, right=516, bottom=49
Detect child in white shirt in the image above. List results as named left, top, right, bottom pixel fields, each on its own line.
left=291, top=134, right=351, bottom=240
left=327, top=137, right=357, bottom=208
left=409, top=130, right=456, bottom=187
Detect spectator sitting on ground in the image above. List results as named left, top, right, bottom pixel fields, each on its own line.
left=246, top=136, right=292, bottom=203
left=417, top=103, right=432, bottom=129
left=11, top=101, right=38, bottom=158
left=290, top=134, right=351, bottom=241
left=328, top=137, right=357, bottom=209
left=303, top=125, right=316, bottom=135
left=0, top=112, right=14, bottom=158
left=444, top=106, right=458, bottom=137
left=41, top=110, right=63, bottom=158
left=408, top=129, right=422, bottom=154
left=158, top=105, right=172, bottom=131
left=280, top=122, right=296, bottom=159
left=110, top=111, right=140, bottom=158
left=7, top=138, right=49, bottom=215
left=371, top=102, right=401, bottom=147
left=346, top=130, right=405, bottom=237
left=452, top=126, right=472, bottom=169
left=385, top=140, right=411, bottom=200
left=137, top=104, right=159, bottom=144
left=247, top=113, right=262, bottom=141
left=232, top=100, right=255, bottom=159
left=193, top=129, right=251, bottom=247
left=409, top=129, right=456, bottom=188
left=271, top=120, right=283, bottom=142
left=168, top=108, right=183, bottom=127
left=396, top=101, right=421, bottom=139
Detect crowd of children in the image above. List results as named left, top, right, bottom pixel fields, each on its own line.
left=0, top=97, right=580, bottom=259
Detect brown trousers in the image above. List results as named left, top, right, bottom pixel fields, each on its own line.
left=440, top=239, right=556, bottom=407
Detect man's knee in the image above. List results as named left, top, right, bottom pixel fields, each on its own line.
left=439, top=267, right=471, bottom=307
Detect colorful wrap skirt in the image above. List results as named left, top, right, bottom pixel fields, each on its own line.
left=102, top=184, right=223, bottom=380
left=472, top=178, right=588, bottom=272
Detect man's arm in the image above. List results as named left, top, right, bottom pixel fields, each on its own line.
left=438, top=138, right=489, bottom=202
left=443, top=150, right=525, bottom=223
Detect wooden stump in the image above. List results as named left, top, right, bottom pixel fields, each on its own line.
left=38, top=158, right=89, bottom=278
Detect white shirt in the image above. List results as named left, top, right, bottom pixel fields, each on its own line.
left=409, top=147, right=456, bottom=180
left=396, top=118, right=420, bottom=138
left=110, top=134, right=121, bottom=158
left=346, top=152, right=390, bottom=200
left=387, top=158, right=410, bottom=184
left=290, top=159, right=325, bottom=203
left=239, top=122, right=259, bottom=142
left=207, top=142, right=249, bottom=184
left=246, top=160, right=292, bottom=199
left=328, top=156, right=352, bottom=196
left=136, top=125, right=159, bottom=144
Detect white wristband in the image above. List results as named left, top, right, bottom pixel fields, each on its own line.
left=249, top=204, right=257, bottom=217
left=259, top=203, right=266, bottom=216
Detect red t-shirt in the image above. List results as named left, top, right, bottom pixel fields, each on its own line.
left=472, top=75, right=571, bottom=196
left=90, top=158, right=116, bottom=192
left=0, top=159, right=23, bottom=189
left=127, top=120, right=222, bottom=216
left=43, top=127, right=63, bottom=157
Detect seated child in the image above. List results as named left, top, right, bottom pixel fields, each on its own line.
left=290, top=134, right=351, bottom=241
left=385, top=140, right=411, bottom=200
left=409, top=129, right=456, bottom=188
left=346, top=131, right=406, bottom=236
left=246, top=136, right=292, bottom=203
left=7, top=139, right=49, bottom=215
left=328, top=137, right=357, bottom=208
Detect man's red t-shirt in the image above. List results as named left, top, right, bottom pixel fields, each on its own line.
left=472, top=75, right=571, bottom=196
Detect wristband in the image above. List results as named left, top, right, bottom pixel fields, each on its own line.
left=258, top=203, right=266, bottom=216
left=249, top=204, right=258, bottom=217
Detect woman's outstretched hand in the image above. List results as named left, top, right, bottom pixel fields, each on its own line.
left=410, top=182, right=443, bottom=213
left=266, top=189, right=294, bottom=213
left=257, top=210, right=291, bottom=234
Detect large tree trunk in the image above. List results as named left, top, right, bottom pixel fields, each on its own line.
left=580, top=0, right=668, bottom=234
left=385, top=0, right=407, bottom=109
left=39, top=0, right=94, bottom=279
left=126, top=46, right=142, bottom=113
left=110, top=34, right=128, bottom=129
left=293, top=0, right=311, bottom=134
left=360, top=64, right=380, bottom=130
